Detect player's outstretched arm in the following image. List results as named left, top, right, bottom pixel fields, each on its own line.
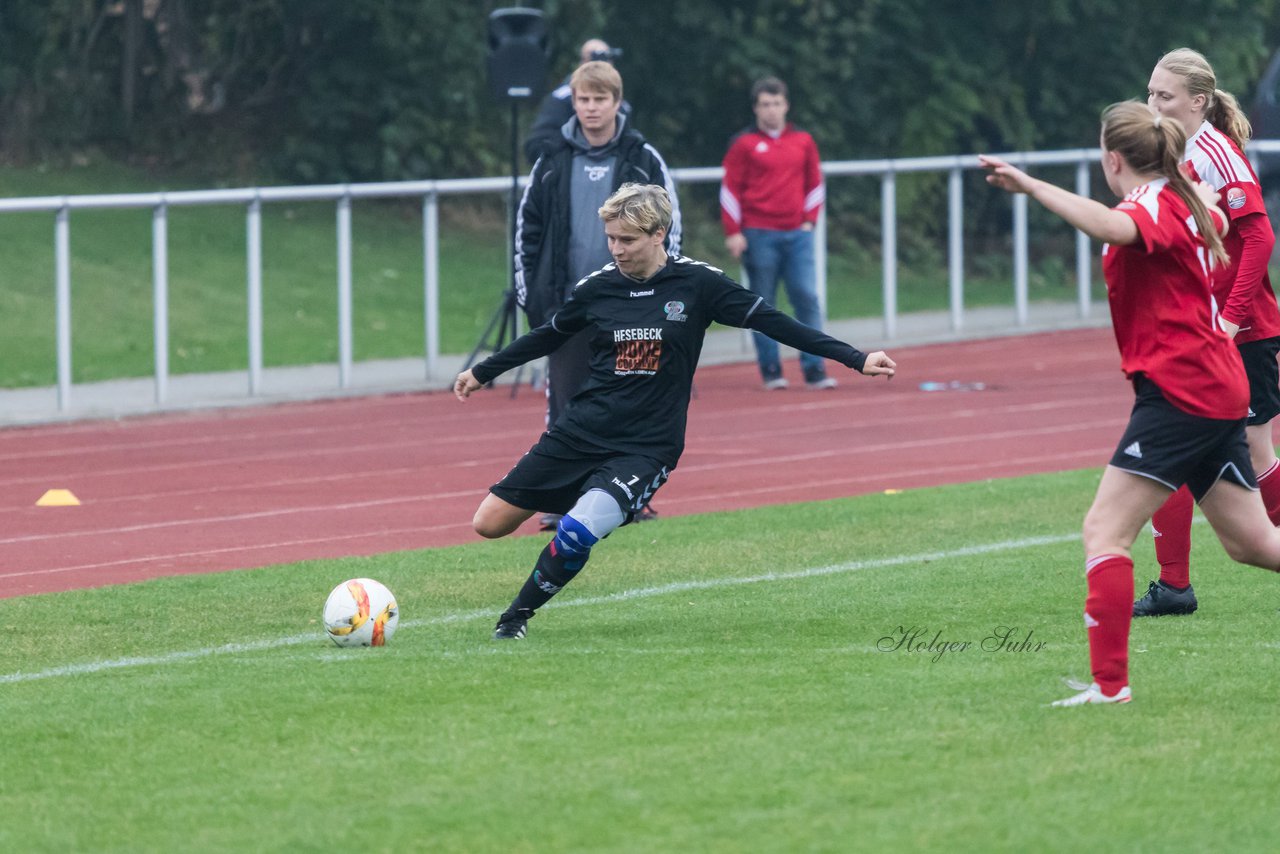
left=979, top=155, right=1138, bottom=246
left=454, top=369, right=484, bottom=401
left=457, top=318, right=581, bottom=400
left=861, top=351, right=896, bottom=378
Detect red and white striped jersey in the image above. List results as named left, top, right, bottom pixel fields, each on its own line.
left=720, top=124, right=824, bottom=235
left=1183, top=120, right=1280, bottom=343
left=1104, top=178, right=1248, bottom=420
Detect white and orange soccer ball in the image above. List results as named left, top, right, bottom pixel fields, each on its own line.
left=323, top=578, right=399, bottom=647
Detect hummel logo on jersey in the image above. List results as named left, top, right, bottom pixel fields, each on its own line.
left=755, top=141, right=769, bottom=153
left=611, top=476, right=636, bottom=500
left=1124, top=442, right=1142, bottom=458
left=629, top=289, right=654, bottom=298
left=584, top=164, right=610, bottom=182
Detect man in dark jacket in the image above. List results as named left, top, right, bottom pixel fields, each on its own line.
left=514, top=59, right=681, bottom=526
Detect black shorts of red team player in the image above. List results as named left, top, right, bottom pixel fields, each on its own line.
left=489, top=431, right=671, bottom=521
left=1108, top=375, right=1256, bottom=501
left=1237, top=336, right=1280, bottom=426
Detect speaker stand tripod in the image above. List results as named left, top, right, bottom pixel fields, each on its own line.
left=465, top=99, right=536, bottom=398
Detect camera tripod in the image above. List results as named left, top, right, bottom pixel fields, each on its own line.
left=464, top=99, right=536, bottom=397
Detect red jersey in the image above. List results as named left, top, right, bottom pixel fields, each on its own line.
left=720, top=124, right=824, bottom=235
left=1183, top=121, right=1280, bottom=343
left=1104, top=178, right=1247, bottom=420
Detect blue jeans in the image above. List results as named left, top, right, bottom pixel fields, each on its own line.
left=742, top=227, right=825, bottom=381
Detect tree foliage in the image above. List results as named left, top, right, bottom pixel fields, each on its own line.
left=0, top=0, right=1276, bottom=184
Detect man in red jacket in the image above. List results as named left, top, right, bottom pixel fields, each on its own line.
left=720, top=76, right=832, bottom=390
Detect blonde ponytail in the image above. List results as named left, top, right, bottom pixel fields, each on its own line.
left=1206, top=87, right=1252, bottom=149
left=1101, top=101, right=1229, bottom=267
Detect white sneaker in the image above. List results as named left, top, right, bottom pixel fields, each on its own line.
left=1051, top=680, right=1132, bottom=707
left=763, top=377, right=789, bottom=390
left=806, top=377, right=838, bottom=390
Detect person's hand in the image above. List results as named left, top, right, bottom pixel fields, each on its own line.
left=1192, top=179, right=1221, bottom=211
left=1218, top=315, right=1240, bottom=339
left=454, top=369, right=483, bottom=401
left=979, top=155, right=1034, bottom=195
left=860, top=351, right=896, bottom=378
left=725, top=233, right=748, bottom=260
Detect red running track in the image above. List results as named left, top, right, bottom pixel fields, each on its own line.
left=0, top=327, right=1132, bottom=598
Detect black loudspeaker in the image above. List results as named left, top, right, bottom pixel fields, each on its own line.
left=486, top=8, right=549, bottom=101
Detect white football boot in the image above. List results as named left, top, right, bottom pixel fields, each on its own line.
left=1051, top=678, right=1132, bottom=707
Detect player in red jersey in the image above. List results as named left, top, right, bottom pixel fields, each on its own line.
left=1136, top=48, right=1280, bottom=617
left=982, top=101, right=1280, bottom=706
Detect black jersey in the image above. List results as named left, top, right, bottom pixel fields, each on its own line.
left=471, top=255, right=867, bottom=467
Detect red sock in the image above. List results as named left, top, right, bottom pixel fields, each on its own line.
left=1257, top=460, right=1280, bottom=525
left=1152, top=485, right=1193, bottom=589
left=1084, top=554, right=1134, bottom=696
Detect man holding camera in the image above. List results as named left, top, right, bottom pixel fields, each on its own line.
left=524, top=39, right=631, bottom=164
left=514, top=59, right=680, bottom=528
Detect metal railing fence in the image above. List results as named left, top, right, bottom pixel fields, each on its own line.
left=4, top=140, right=1279, bottom=413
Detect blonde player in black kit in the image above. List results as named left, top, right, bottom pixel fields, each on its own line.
left=455, top=183, right=896, bottom=639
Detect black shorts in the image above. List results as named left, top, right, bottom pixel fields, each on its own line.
left=489, top=431, right=671, bottom=522
left=1237, top=336, right=1280, bottom=426
left=1109, top=376, right=1256, bottom=501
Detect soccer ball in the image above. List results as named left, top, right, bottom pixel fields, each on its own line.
left=323, top=578, right=399, bottom=647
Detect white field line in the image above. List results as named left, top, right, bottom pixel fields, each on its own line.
left=0, top=530, right=1081, bottom=685
left=663, top=448, right=1110, bottom=505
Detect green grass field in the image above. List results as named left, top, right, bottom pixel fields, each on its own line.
left=4, top=468, right=1278, bottom=852
left=0, top=159, right=1114, bottom=389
